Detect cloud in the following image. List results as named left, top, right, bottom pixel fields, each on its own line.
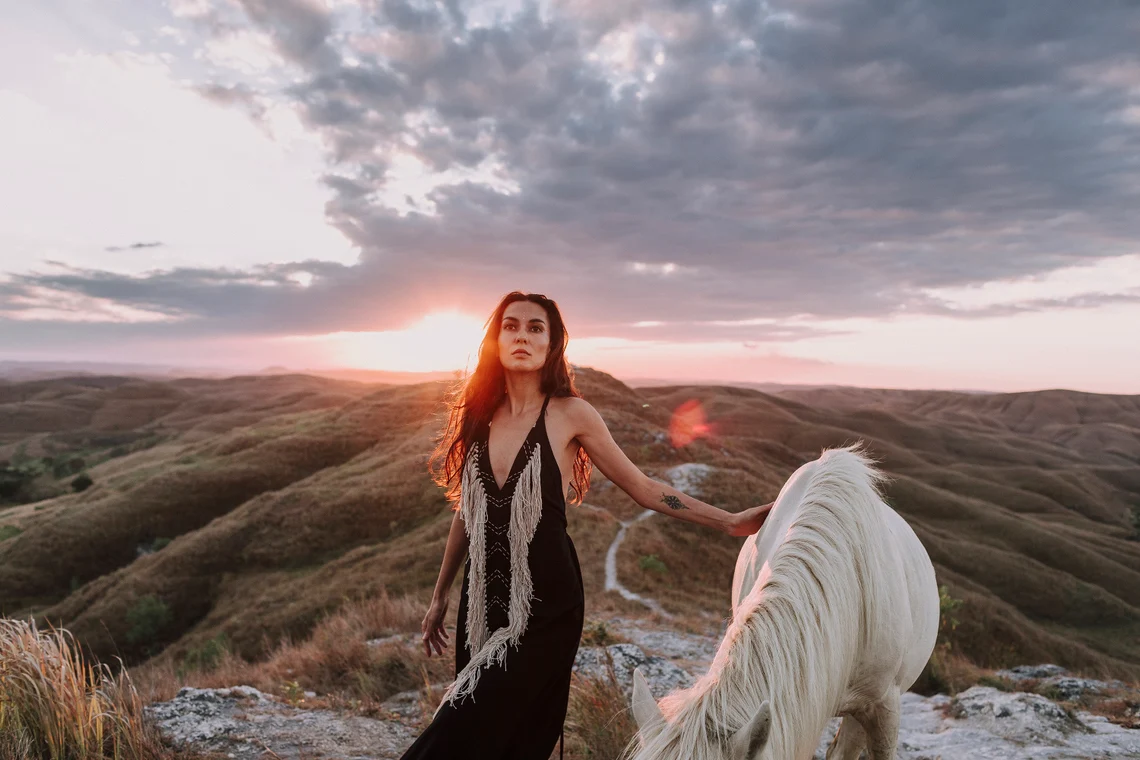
left=6, top=0, right=1140, bottom=349
left=917, top=288, right=1140, bottom=319
left=104, top=241, right=166, bottom=252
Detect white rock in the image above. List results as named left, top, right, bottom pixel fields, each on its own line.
left=665, top=462, right=712, bottom=495
left=950, top=686, right=1091, bottom=744
left=573, top=643, right=694, bottom=699
left=146, top=683, right=417, bottom=759
left=997, top=664, right=1068, bottom=681
left=810, top=686, right=1140, bottom=760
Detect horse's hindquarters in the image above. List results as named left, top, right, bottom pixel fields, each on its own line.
left=884, top=507, right=939, bottom=690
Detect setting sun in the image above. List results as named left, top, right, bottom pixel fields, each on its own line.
left=318, top=311, right=488, bottom=372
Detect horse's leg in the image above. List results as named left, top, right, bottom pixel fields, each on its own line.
left=824, top=715, right=866, bottom=760
left=862, top=687, right=901, bottom=760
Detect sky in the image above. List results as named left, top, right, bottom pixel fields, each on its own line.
left=2, top=0, right=1140, bottom=393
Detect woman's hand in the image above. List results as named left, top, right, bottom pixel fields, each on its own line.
left=727, top=502, right=774, bottom=537
left=421, top=596, right=450, bottom=657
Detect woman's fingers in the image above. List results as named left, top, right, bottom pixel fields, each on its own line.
left=418, top=610, right=452, bottom=657
left=419, top=622, right=448, bottom=657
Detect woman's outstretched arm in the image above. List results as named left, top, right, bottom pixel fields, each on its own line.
left=422, top=507, right=470, bottom=656
left=569, top=397, right=769, bottom=536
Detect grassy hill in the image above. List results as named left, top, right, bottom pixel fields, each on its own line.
left=1, top=369, right=1139, bottom=683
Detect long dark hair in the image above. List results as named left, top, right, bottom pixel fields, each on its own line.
left=429, top=291, right=592, bottom=507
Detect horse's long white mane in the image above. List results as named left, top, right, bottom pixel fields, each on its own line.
left=622, top=444, right=891, bottom=760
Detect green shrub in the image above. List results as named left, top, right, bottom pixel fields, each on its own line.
left=581, top=620, right=620, bottom=647
left=178, top=632, right=230, bottom=677
left=51, top=456, right=86, bottom=478
left=0, top=462, right=39, bottom=501
left=938, top=585, right=964, bottom=647
left=139, top=536, right=172, bottom=554
left=0, top=525, right=23, bottom=541
left=638, top=554, right=668, bottom=574
left=71, top=472, right=94, bottom=492
left=125, top=594, right=172, bottom=648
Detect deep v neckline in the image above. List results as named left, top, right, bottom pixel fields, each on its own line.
left=485, top=395, right=548, bottom=493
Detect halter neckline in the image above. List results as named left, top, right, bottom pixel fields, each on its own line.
left=484, top=393, right=550, bottom=493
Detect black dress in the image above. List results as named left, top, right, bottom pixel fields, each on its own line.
left=399, top=393, right=586, bottom=760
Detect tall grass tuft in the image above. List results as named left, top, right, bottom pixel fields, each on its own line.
left=0, top=617, right=164, bottom=760
left=565, top=649, right=638, bottom=759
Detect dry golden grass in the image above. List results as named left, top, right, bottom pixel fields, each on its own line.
left=0, top=617, right=166, bottom=759
left=911, top=644, right=984, bottom=696
left=564, top=651, right=639, bottom=760
left=1086, top=695, right=1140, bottom=729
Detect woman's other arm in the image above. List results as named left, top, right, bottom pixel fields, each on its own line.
left=422, top=507, right=469, bottom=656
left=568, top=397, right=760, bottom=535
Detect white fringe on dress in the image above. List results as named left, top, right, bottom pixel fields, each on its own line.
left=460, top=442, right=489, bottom=656
left=437, top=440, right=545, bottom=713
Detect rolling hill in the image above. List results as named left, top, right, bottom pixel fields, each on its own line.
left=1, top=369, right=1138, bottom=683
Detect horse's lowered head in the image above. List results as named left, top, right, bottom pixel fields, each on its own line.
left=627, top=667, right=773, bottom=760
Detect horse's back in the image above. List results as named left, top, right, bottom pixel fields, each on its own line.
left=731, top=446, right=938, bottom=690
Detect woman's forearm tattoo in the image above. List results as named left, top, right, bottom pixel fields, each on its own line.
left=661, top=493, right=688, bottom=511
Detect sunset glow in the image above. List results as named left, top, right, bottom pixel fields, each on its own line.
left=312, top=311, right=488, bottom=373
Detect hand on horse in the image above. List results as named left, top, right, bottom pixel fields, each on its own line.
left=728, top=502, right=774, bottom=537
left=421, top=596, right=450, bottom=657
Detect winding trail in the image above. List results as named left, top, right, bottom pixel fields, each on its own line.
left=604, top=509, right=670, bottom=617
left=600, top=463, right=713, bottom=618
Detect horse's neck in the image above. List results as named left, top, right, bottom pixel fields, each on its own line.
left=710, top=584, right=855, bottom=758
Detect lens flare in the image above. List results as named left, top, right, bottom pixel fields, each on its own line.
left=669, top=399, right=712, bottom=448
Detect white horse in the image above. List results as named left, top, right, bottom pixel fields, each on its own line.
left=627, top=444, right=938, bottom=760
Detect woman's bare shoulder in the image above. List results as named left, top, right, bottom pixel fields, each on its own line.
left=550, top=395, right=602, bottom=435
left=551, top=395, right=595, bottom=417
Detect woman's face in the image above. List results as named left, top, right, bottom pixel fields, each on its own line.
left=498, top=300, right=551, bottom=372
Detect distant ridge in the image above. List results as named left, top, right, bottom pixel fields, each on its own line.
left=0, top=360, right=230, bottom=382
left=622, top=375, right=997, bottom=395
left=0, top=360, right=461, bottom=387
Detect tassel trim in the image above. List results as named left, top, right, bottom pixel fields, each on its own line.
left=437, top=440, right=544, bottom=713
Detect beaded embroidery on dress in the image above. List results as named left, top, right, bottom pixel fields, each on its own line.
left=437, top=417, right=545, bottom=710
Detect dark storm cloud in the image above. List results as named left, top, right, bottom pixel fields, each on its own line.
left=6, top=0, right=1140, bottom=348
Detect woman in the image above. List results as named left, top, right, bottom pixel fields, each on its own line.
left=399, top=291, right=773, bottom=760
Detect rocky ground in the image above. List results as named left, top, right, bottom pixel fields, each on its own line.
left=147, top=622, right=1140, bottom=760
